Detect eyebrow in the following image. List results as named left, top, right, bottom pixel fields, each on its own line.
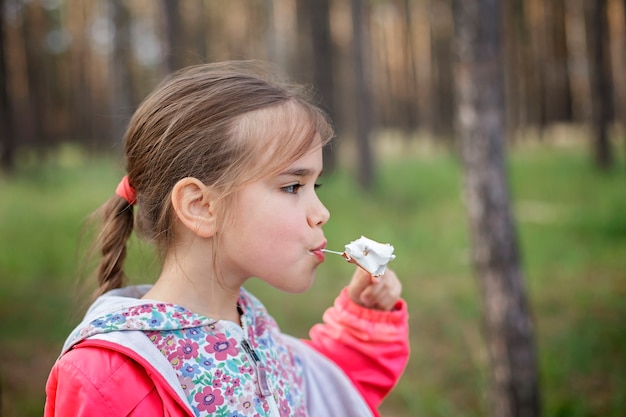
left=278, top=168, right=323, bottom=177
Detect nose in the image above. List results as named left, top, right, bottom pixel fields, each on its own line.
left=308, top=194, right=330, bottom=227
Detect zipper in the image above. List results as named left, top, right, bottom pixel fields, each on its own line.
left=238, top=304, right=281, bottom=417
left=241, top=339, right=272, bottom=397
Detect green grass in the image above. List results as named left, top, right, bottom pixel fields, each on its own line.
left=1, top=139, right=625, bottom=416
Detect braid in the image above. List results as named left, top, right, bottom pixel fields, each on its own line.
left=95, top=196, right=134, bottom=297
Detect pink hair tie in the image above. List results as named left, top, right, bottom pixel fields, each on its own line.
left=115, top=175, right=137, bottom=205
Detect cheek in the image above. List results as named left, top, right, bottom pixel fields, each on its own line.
left=250, top=214, right=294, bottom=248
left=246, top=210, right=302, bottom=259
left=231, top=193, right=303, bottom=248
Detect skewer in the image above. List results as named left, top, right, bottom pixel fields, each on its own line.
left=321, top=249, right=344, bottom=256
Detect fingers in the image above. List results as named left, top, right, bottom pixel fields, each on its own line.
left=346, top=267, right=373, bottom=301
left=361, top=279, right=402, bottom=311
left=347, top=267, right=402, bottom=311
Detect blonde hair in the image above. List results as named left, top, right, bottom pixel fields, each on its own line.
left=93, top=61, right=334, bottom=296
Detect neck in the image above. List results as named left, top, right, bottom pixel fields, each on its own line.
left=142, top=247, right=243, bottom=324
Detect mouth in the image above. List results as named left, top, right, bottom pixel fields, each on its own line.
left=308, top=241, right=327, bottom=262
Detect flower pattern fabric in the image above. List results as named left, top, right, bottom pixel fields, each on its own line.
left=67, top=289, right=306, bottom=417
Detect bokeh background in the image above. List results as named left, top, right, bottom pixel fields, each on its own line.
left=1, top=0, right=625, bottom=416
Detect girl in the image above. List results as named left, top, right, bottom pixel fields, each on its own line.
left=44, top=61, right=409, bottom=417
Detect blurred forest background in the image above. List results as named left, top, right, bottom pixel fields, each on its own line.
left=1, top=0, right=625, bottom=416
left=1, top=0, right=624, bottom=174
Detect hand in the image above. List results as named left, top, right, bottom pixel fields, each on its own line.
left=346, top=267, right=402, bottom=311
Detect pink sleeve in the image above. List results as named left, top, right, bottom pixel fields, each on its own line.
left=307, top=288, right=410, bottom=413
left=44, top=346, right=164, bottom=417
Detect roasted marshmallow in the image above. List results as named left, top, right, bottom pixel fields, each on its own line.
left=342, top=236, right=395, bottom=277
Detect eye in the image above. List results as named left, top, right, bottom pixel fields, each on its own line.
left=282, top=183, right=303, bottom=194
left=314, top=183, right=322, bottom=190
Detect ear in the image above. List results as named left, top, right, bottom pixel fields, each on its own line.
left=171, top=177, right=219, bottom=238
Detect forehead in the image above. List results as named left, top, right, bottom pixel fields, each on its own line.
left=277, top=145, right=324, bottom=175
left=233, top=100, right=325, bottom=176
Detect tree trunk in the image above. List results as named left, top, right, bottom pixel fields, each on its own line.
left=585, top=0, right=614, bottom=170
left=66, top=0, right=95, bottom=147
left=525, top=0, right=547, bottom=134
left=294, top=0, right=312, bottom=78
left=21, top=2, right=49, bottom=152
left=502, top=0, right=521, bottom=137
left=294, top=0, right=337, bottom=172
left=623, top=0, right=626, bottom=163
left=161, top=0, right=182, bottom=73
left=452, top=1, right=541, bottom=416
left=545, top=0, right=572, bottom=123
left=110, top=0, right=135, bottom=147
left=0, top=0, right=16, bottom=173
left=308, top=0, right=337, bottom=172
left=192, top=0, right=209, bottom=62
left=402, top=0, right=419, bottom=133
left=429, top=0, right=455, bottom=141
left=351, top=0, right=374, bottom=190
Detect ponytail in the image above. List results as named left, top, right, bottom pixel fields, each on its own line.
left=93, top=177, right=136, bottom=298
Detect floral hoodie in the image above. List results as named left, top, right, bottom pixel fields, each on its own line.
left=45, top=285, right=409, bottom=417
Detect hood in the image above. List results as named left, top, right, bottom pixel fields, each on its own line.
left=61, top=284, right=220, bottom=354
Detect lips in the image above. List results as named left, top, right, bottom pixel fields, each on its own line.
left=309, top=241, right=327, bottom=262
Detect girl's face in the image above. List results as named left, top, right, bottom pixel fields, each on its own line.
left=219, top=144, right=330, bottom=293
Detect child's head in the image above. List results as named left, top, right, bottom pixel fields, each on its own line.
left=95, top=61, right=334, bottom=296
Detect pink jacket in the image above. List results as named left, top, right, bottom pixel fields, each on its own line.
left=45, top=287, right=409, bottom=416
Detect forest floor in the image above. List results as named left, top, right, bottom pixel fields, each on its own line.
left=2, top=135, right=625, bottom=416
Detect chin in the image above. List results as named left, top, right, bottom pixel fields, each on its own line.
left=255, top=266, right=318, bottom=294
left=281, top=281, right=314, bottom=294
left=275, top=274, right=316, bottom=294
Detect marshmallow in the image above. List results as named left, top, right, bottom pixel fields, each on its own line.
left=343, top=236, right=395, bottom=277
